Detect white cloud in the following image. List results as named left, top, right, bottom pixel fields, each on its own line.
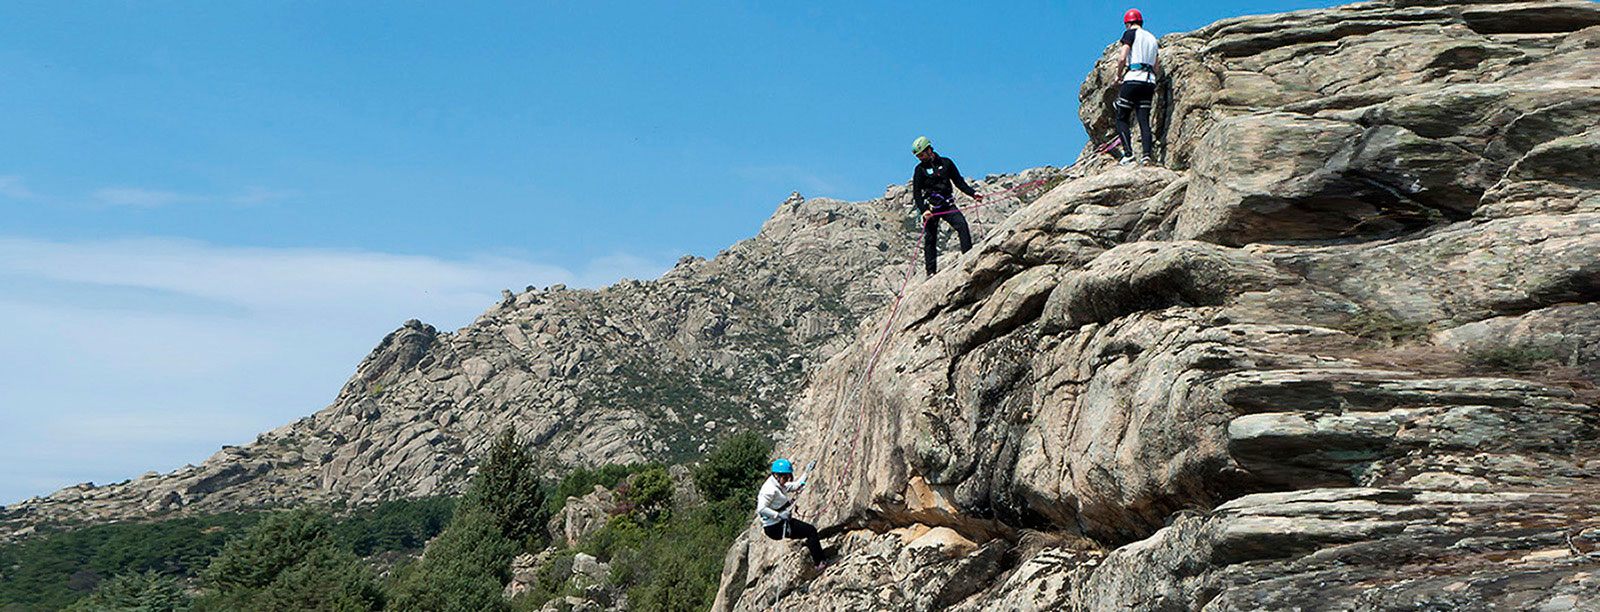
left=93, top=187, right=199, bottom=208
left=0, top=236, right=674, bottom=504
left=2, top=180, right=294, bottom=209
left=0, top=175, right=33, bottom=199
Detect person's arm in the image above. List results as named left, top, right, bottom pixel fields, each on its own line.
left=911, top=170, right=926, bottom=213
left=756, top=485, right=783, bottom=521
left=1117, top=29, right=1136, bottom=81
left=947, top=159, right=979, bottom=199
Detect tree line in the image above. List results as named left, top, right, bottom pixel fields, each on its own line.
left=0, top=428, right=771, bottom=612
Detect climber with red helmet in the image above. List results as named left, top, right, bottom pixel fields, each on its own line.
left=756, top=458, right=827, bottom=569
left=1114, top=8, right=1161, bottom=165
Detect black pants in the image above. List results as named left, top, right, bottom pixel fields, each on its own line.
left=1115, top=80, right=1156, bottom=160
left=763, top=519, right=824, bottom=564
left=923, top=206, right=972, bottom=276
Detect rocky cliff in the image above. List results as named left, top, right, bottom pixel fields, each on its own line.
left=0, top=175, right=1057, bottom=537
left=714, top=1, right=1600, bottom=610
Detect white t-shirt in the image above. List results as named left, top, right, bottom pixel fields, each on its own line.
left=1121, top=26, right=1159, bottom=84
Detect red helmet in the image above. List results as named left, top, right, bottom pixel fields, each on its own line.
left=1124, top=8, right=1143, bottom=24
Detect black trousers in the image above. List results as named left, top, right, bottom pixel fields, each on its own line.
left=1115, top=80, right=1156, bottom=160
left=923, top=206, right=972, bottom=275
left=763, top=519, right=824, bottom=564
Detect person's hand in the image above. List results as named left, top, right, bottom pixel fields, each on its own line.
left=921, top=211, right=933, bottom=223
left=972, top=193, right=985, bottom=202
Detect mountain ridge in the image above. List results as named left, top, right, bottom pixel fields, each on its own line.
left=0, top=170, right=1061, bottom=541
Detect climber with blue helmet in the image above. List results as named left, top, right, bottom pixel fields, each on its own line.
left=1114, top=8, right=1161, bottom=165
left=755, top=458, right=826, bottom=568
left=910, top=136, right=981, bottom=276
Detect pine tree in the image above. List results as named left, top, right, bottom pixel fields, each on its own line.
left=389, top=427, right=547, bottom=612
left=462, top=426, right=547, bottom=547
left=202, top=510, right=333, bottom=593
left=197, top=510, right=383, bottom=612
left=66, top=571, right=190, bottom=612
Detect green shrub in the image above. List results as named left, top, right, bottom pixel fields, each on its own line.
left=0, top=496, right=452, bottom=611
left=65, top=571, right=189, bottom=612
left=507, top=553, right=577, bottom=611
left=1467, top=344, right=1561, bottom=372
left=201, top=510, right=334, bottom=593
left=542, top=463, right=650, bottom=517
left=333, top=496, right=457, bottom=556
left=243, top=547, right=385, bottom=612
left=554, top=433, right=773, bottom=612
left=622, top=466, right=673, bottom=523
left=0, top=512, right=264, bottom=610
left=611, top=498, right=750, bottom=612
left=693, top=431, right=771, bottom=503
left=197, top=510, right=383, bottom=612
left=387, top=508, right=518, bottom=612
left=1345, top=310, right=1431, bottom=346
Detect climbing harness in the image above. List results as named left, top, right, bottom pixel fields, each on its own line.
left=792, top=178, right=1049, bottom=521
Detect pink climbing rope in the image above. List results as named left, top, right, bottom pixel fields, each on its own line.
left=793, top=178, right=1048, bottom=519
left=1095, top=136, right=1123, bottom=155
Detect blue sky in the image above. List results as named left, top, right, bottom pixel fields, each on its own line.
left=0, top=0, right=1345, bottom=505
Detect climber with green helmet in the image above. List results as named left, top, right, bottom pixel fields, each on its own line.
left=1114, top=8, right=1161, bottom=165
left=755, top=458, right=826, bottom=568
left=910, top=136, right=981, bottom=276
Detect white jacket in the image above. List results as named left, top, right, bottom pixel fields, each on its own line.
left=755, top=475, right=804, bottom=527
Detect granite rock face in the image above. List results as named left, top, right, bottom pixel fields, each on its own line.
left=0, top=172, right=1055, bottom=537
left=8, top=1, right=1599, bottom=609
left=714, top=2, right=1600, bottom=610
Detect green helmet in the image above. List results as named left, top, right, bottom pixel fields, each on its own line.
left=912, top=136, right=932, bottom=154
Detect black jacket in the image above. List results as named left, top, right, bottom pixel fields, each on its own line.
left=911, top=154, right=977, bottom=212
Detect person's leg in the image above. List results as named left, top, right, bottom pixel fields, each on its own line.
left=1113, top=97, right=1135, bottom=161
left=784, top=519, right=825, bottom=565
left=763, top=523, right=784, bottom=540
left=946, top=210, right=972, bottom=253
left=1135, top=83, right=1155, bottom=161
left=923, top=213, right=939, bottom=275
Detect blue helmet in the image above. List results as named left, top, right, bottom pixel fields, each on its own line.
left=771, top=459, right=793, bottom=474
